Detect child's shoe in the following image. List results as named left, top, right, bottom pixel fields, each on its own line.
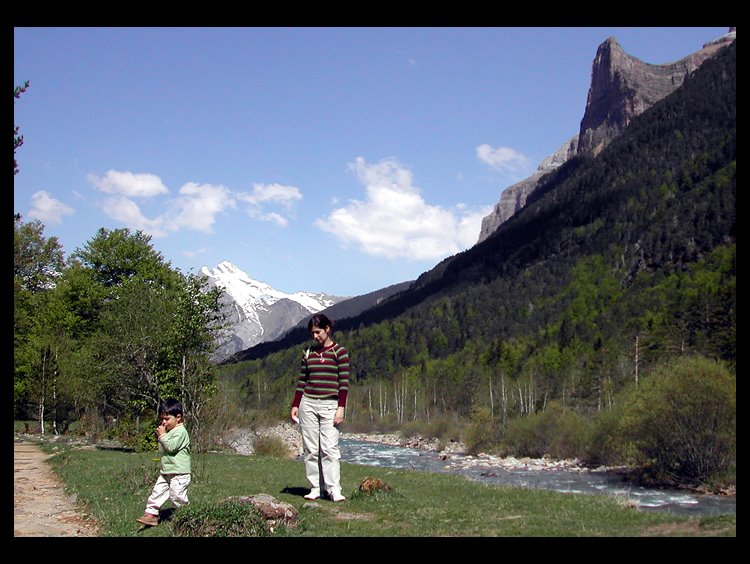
left=135, top=513, right=159, bottom=526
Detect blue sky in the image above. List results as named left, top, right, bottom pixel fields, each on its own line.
left=13, top=27, right=731, bottom=297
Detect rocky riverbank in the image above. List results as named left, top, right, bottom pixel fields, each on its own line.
left=218, top=425, right=468, bottom=458
left=342, top=431, right=607, bottom=474
left=219, top=423, right=304, bottom=457
left=217, top=425, right=599, bottom=475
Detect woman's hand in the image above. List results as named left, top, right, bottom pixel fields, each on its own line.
left=334, top=406, right=345, bottom=426
left=291, top=406, right=299, bottom=424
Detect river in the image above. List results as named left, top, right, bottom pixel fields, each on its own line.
left=338, top=438, right=736, bottom=517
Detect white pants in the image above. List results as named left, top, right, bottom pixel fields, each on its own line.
left=298, top=396, right=342, bottom=495
left=144, top=473, right=191, bottom=515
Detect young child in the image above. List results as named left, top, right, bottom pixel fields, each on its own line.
left=136, top=398, right=192, bottom=527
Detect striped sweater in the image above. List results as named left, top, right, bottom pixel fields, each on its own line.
left=292, top=342, right=350, bottom=408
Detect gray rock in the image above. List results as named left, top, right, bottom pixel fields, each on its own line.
left=219, top=423, right=303, bottom=458
left=578, top=32, right=735, bottom=157
left=229, top=494, right=299, bottom=526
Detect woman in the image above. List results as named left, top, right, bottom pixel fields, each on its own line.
left=290, top=314, right=350, bottom=502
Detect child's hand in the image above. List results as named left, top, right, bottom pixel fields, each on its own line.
left=155, top=422, right=166, bottom=437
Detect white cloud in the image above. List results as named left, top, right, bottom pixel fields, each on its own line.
left=27, top=191, right=75, bottom=225
left=163, top=182, right=235, bottom=233
left=89, top=171, right=298, bottom=237
left=457, top=207, right=493, bottom=248
left=100, top=195, right=167, bottom=236
left=88, top=170, right=169, bottom=197
left=91, top=172, right=235, bottom=237
left=255, top=212, right=288, bottom=227
left=315, top=157, right=491, bottom=260
left=476, top=144, right=529, bottom=174
left=181, top=247, right=210, bottom=259
left=236, top=182, right=302, bottom=225
left=240, top=183, right=302, bottom=208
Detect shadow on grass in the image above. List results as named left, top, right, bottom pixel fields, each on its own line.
left=159, top=507, right=178, bottom=521
left=281, top=486, right=310, bottom=497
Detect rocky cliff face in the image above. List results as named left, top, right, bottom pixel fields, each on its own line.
left=577, top=28, right=736, bottom=156
left=477, top=135, right=578, bottom=243
left=477, top=28, right=735, bottom=244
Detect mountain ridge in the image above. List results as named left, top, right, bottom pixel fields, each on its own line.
left=225, top=34, right=735, bottom=365
left=200, top=261, right=349, bottom=360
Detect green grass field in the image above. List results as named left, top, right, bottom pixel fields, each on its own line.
left=38, top=442, right=735, bottom=537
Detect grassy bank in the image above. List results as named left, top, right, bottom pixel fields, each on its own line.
left=38, top=442, right=735, bottom=537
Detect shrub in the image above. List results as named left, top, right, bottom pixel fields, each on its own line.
left=502, top=402, right=587, bottom=459
left=400, top=414, right=464, bottom=446
left=582, top=403, right=636, bottom=467
left=171, top=499, right=270, bottom=537
left=138, top=427, right=158, bottom=452
left=252, top=434, right=291, bottom=458
left=463, top=407, right=501, bottom=455
left=620, top=356, right=735, bottom=486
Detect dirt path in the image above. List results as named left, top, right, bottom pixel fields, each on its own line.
left=14, top=439, right=99, bottom=537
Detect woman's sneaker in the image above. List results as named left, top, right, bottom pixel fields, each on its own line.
left=303, top=488, right=321, bottom=500
left=330, top=491, right=346, bottom=502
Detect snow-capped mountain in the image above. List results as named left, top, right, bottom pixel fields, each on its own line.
left=200, top=261, right=350, bottom=361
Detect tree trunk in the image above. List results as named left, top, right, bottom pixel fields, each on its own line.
left=52, top=371, right=58, bottom=435
left=489, top=375, right=494, bottom=421
left=500, top=374, right=507, bottom=426
left=634, top=334, right=640, bottom=387
left=38, top=347, right=47, bottom=435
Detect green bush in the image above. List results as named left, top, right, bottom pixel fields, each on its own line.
left=252, top=434, right=291, bottom=458
left=463, top=407, right=501, bottom=455
left=171, top=499, right=270, bottom=537
left=400, top=414, right=464, bottom=445
left=582, top=403, right=636, bottom=467
left=502, top=402, right=587, bottom=459
left=14, top=420, right=45, bottom=434
left=138, top=427, right=159, bottom=452
left=621, top=356, right=735, bottom=486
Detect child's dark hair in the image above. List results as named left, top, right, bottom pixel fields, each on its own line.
left=308, top=313, right=334, bottom=332
left=159, top=398, right=184, bottom=417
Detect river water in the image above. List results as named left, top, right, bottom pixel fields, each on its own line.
left=339, top=438, right=736, bottom=517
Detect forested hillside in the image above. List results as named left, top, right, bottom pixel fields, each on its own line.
left=221, top=40, right=735, bottom=436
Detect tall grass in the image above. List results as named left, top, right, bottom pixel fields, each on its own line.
left=252, top=434, right=292, bottom=458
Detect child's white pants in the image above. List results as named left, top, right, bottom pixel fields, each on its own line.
left=144, top=473, right=191, bottom=515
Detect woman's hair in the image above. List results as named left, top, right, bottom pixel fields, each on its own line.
left=159, top=398, right=184, bottom=417
left=307, top=313, right=334, bottom=332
